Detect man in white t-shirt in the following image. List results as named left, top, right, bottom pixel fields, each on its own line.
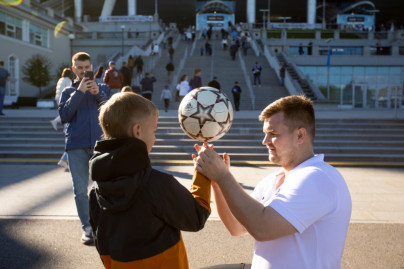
left=194, top=95, right=352, bottom=269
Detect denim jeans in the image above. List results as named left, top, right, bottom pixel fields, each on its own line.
left=253, top=75, right=261, bottom=85
left=67, top=148, right=93, bottom=229
left=0, top=86, right=5, bottom=113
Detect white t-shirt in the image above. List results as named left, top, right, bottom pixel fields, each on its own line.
left=250, top=154, right=352, bottom=269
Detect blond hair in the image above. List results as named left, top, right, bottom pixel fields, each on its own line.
left=259, top=95, right=315, bottom=142
left=99, top=92, right=158, bottom=139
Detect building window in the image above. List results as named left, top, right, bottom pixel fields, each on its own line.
left=0, top=11, right=23, bottom=40
left=29, top=23, right=48, bottom=48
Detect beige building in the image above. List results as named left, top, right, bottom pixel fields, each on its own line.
left=1, top=1, right=82, bottom=105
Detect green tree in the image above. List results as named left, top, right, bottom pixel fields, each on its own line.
left=22, top=54, right=53, bottom=98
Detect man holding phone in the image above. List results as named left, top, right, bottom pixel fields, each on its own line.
left=59, top=52, right=111, bottom=245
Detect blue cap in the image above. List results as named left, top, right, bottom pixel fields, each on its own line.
left=164, top=84, right=169, bottom=88
left=109, top=61, right=115, bottom=66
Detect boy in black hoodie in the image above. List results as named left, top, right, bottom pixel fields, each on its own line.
left=89, top=92, right=211, bottom=269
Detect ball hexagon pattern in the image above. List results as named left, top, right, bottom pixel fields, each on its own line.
left=178, top=86, right=233, bottom=142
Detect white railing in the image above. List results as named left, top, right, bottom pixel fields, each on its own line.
left=238, top=51, right=255, bottom=109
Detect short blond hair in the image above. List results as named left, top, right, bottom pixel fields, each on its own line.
left=259, top=95, right=315, bottom=142
left=99, top=92, right=158, bottom=139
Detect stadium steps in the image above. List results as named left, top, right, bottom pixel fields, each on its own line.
left=0, top=116, right=404, bottom=166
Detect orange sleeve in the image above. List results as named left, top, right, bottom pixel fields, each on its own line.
left=189, top=170, right=211, bottom=213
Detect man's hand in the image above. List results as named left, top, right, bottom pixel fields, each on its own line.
left=78, top=79, right=99, bottom=95
left=193, top=142, right=231, bottom=183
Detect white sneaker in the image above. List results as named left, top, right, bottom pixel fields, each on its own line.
left=50, top=120, right=57, bottom=131
left=81, top=226, right=94, bottom=245
left=57, top=159, right=68, bottom=169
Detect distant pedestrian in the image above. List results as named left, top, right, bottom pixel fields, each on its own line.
left=231, top=81, right=242, bottom=111
left=0, top=60, right=10, bottom=116
left=189, top=69, right=202, bottom=90
left=308, top=40, right=313, bottom=55
left=165, top=61, right=175, bottom=83
left=200, top=47, right=204, bottom=56
left=299, top=43, right=304, bottom=55
left=120, top=62, right=132, bottom=87
left=104, top=61, right=124, bottom=94
left=134, top=56, right=144, bottom=74
left=222, top=38, right=228, bottom=50
left=252, top=62, right=262, bottom=86
left=208, top=76, right=221, bottom=90
left=140, top=73, right=156, bottom=101
left=230, top=42, right=238, bottom=60
left=127, top=55, right=135, bottom=75
left=242, top=42, right=248, bottom=56
left=168, top=47, right=175, bottom=61
left=160, top=84, right=172, bottom=112
left=280, top=62, right=287, bottom=86
left=176, top=74, right=189, bottom=103
left=94, top=66, right=105, bottom=84
left=152, top=43, right=159, bottom=56
left=205, top=42, right=212, bottom=56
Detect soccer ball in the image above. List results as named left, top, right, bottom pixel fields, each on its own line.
left=178, top=86, right=233, bottom=142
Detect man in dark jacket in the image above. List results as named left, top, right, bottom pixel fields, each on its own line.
left=189, top=69, right=202, bottom=90
left=120, top=61, right=132, bottom=87
left=59, top=52, right=111, bottom=245
left=231, top=81, right=242, bottom=111
left=140, top=73, right=156, bottom=101
left=165, top=61, right=175, bottom=83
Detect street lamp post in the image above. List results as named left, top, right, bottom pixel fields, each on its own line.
left=260, top=9, right=269, bottom=31
left=278, top=17, right=291, bottom=52
left=68, top=33, right=75, bottom=59
left=121, top=25, right=125, bottom=57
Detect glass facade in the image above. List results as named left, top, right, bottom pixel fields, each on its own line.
left=299, top=65, right=404, bottom=108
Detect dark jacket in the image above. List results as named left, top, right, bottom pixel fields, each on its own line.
left=140, top=76, right=157, bottom=94
left=189, top=75, right=202, bottom=90
left=89, top=137, right=211, bottom=268
left=59, top=80, right=111, bottom=150
left=208, top=79, right=221, bottom=90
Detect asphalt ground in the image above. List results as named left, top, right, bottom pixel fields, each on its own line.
left=0, top=164, right=403, bottom=268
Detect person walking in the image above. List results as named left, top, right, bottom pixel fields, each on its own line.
left=160, top=84, right=172, bottom=112
left=252, top=62, right=262, bottom=87
left=0, top=60, right=10, bottom=116
left=168, top=47, right=175, bottom=61
left=193, top=95, right=352, bottom=269
left=58, top=52, right=112, bottom=245
left=231, top=81, right=242, bottom=111
left=189, top=69, right=202, bottom=90
left=279, top=63, right=287, bottom=86
left=104, top=61, right=124, bottom=94
left=165, top=61, right=175, bottom=83
left=127, top=55, right=135, bottom=75
left=230, top=42, right=238, bottom=61
left=135, top=56, right=144, bottom=74
left=299, top=43, right=304, bottom=55
left=308, top=40, right=313, bottom=55
left=140, top=73, right=156, bottom=101
left=208, top=76, right=221, bottom=90
left=120, top=61, right=132, bottom=87
left=176, top=74, right=189, bottom=103
left=94, top=66, right=105, bottom=84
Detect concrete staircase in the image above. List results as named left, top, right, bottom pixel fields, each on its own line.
left=1, top=115, right=403, bottom=166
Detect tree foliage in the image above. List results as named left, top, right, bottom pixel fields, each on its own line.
left=22, top=54, right=53, bottom=97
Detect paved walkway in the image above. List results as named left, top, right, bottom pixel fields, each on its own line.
left=0, top=107, right=403, bottom=268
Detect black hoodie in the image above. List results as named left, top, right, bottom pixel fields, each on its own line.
left=89, top=137, right=211, bottom=268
